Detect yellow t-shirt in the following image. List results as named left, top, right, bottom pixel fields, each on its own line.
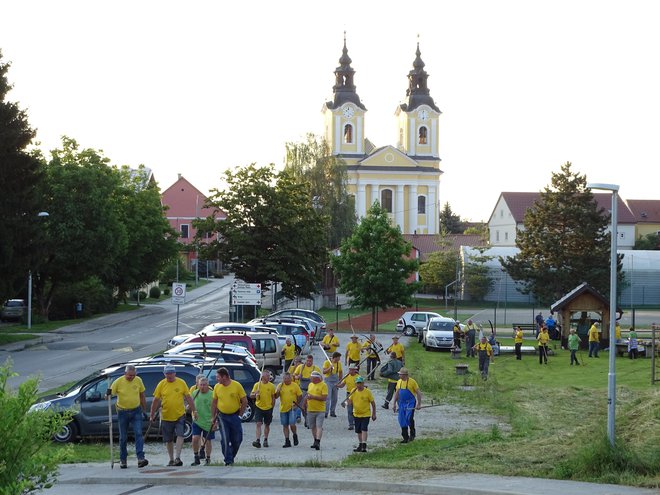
left=212, top=380, right=247, bottom=415
left=350, top=387, right=375, bottom=418
left=362, top=340, right=378, bottom=358
left=306, top=381, right=328, bottom=412
left=588, top=325, right=600, bottom=342
left=153, top=377, right=190, bottom=421
left=321, top=334, right=340, bottom=353
left=475, top=342, right=493, bottom=356
left=293, top=364, right=320, bottom=381
left=395, top=377, right=420, bottom=395
left=537, top=332, right=550, bottom=346
left=276, top=381, right=302, bottom=413
left=251, top=381, right=276, bottom=411
left=111, top=375, right=145, bottom=410
left=323, top=359, right=343, bottom=378
left=343, top=373, right=360, bottom=395
left=346, top=341, right=361, bottom=361
left=282, top=343, right=297, bottom=360
left=514, top=329, right=524, bottom=344
left=387, top=342, right=405, bottom=359
left=615, top=324, right=621, bottom=340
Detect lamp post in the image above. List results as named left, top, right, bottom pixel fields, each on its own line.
left=587, top=182, right=619, bottom=447
left=27, top=211, right=50, bottom=329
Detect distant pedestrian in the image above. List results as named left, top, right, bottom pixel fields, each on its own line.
left=345, top=335, right=361, bottom=368
left=628, top=327, right=639, bottom=359
left=387, top=335, right=405, bottom=363
left=338, top=364, right=360, bottom=430
left=537, top=326, right=550, bottom=365
left=588, top=322, right=600, bottom=358
left=304, top=371, right=328, bottom=450
left=473, top=336, right=494, bottom=379
left=362, top=334, right=381, bottom=380
left=464, top=320, right=477, bottom=357
left=250, top=371, right=276, bottom=449
left=513, top=326, right=524, bottom=360
left=535, top=312, right=544, bottom=336
left=322, top=351, right=343, bottom=418
left=568, top=329, right=581, bottom=366
left=190, top=377, right=214, bottom=465
left=321, top=328, right=340, bottom=354
left=379, top=351, right=403, bottom=409
left=150, top=365, right=198, bottom=467
left=282, top=338, right=297, bottom=373
left=347, top=376, right=376, bottom=453
left=211, top=367, right=247, bottom=466
left=615, top=323, right=622, bottom=344
left=452, top=321, right=463, bottom=350
left=392, top=368, right=422, bottom=443
left=293, top=354, right=320, bottom=428
left=275, top=372, right=302, bottom=447
left=545, top=313, right=557, bottom=339
left=108, top=364, right=149, bottom=469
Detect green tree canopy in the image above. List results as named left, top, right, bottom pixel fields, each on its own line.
left=419, top=249, right=460, bottom=294
left=331, top=202, right=419, bottom=331
left=438, top=202, right=463, bottom=234
left=501, top=162, right=620, bottom=305
left=284, top=134, right=356, bottom=248
left=0, top=50, right=45, bottom=303
left=633, top=232, right=660, bottom=250
left=463, top=250, right=494, bottom=302
left=197, top=163, right=328, bottom=299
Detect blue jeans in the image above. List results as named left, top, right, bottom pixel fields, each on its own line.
left=589, top=342, right=599, bottom=357
left=218, top=413, right=243, bottom=465
left=117, top=407, right=144, bottom=461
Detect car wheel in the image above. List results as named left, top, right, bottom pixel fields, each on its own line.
left=403, top=326, right=415, bottom=337
left=53, top=420, right=78, bottom=443
left=240, top=400, right=256, bottom=423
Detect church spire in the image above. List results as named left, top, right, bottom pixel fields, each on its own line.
left=401, top=41, right=440, bottom=112
left=327, top=32, right=366, bottom=110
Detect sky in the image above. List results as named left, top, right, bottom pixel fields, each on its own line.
left=2, top=0, right=659, bottom=221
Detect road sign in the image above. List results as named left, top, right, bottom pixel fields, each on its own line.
left=172, top=282, right=187, bottom=305
left=231, top=282, right=261, bottom=305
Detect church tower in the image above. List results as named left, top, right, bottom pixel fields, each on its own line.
left=321, top=34, right=367, bottom=163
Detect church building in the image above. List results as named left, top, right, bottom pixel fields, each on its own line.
left=322, top=38, right=443, bottom=235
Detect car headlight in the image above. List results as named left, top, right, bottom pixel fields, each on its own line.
left=29, top=400, right=52, bottom=413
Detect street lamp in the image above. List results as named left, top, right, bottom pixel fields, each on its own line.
left=27, top=211, right=50, bottom=329
left=587, top=182, right=618, bottom=447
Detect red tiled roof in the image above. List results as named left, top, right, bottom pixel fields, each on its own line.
left=403, top=234, right=486, bottom=261
left=626, top=199, right=660, bottom=223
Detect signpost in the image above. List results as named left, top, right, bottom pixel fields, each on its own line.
left=172, top=282, right=187, bottom=335
left=231, top=282, right=261, bottom=322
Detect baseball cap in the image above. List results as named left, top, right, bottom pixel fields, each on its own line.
left=163, top=364, right=176, bottom=374
left=310, top=371, right=322, bottom=378
left=355, top=376, right=364, bottom=383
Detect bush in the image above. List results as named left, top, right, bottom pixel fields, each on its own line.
left=149, top=286, right=161, bottom=299
left=130, top=290, right=148, bottom=301
left=163, top=287, right=170, bottom=296
left=49, top=276, right=115, bottom=320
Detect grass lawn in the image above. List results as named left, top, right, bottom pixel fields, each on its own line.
left=341, top=342, right=660, bottom=488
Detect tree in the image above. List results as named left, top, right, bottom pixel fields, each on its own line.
left=197, top=164, right=328, bottom=299
left=419, top=249, right=460, bottom=295
left=0, top=359, right=71, bottom=495
left=463, top=250, right=494, bottom=301
left=633, top=233, right=660, bottom=250
left=331, top=202, right=419, bottom=331
left=501, top=162, right=620, bottom=305
left=438, top=202, right=463, bottom=234
left=0, top=50, right=45, bottom=303
left=284, top=134, right=356, bottom=248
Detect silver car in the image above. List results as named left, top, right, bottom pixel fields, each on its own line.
left=395, top=311, right=441, bottom=337
left=422, top=316, right=458, bottom=351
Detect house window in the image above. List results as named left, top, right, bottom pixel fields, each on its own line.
left=496, top=230, right=500, bottom=242
left=618, top=232, right=625, bottom=240
left=417, top=196, right=426, bottom=214
left=344, top=124, right=353, bottom=144
left=504, top=232, right=508, bottom=241
left=500, top=209, right=503, bottom=218
left=381, top=189, right=393, bottom=213
left=180, top=224, right=190, bottom=239
left=418, top=126, right=428, bottom=145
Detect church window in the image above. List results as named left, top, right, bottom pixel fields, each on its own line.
left=381, top=189, right=393, bottom=213
left=417, top=196, right=426, bottom=214
left=418, top=126, right=428, bottom=145
left=344, top=124, right=353, bottom=144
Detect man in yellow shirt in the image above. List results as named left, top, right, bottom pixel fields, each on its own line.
left=513, top=326, right=524, bottom=360
left=108, top=364, right=148, bottom=469
left=150, top=365, right=198, bottom=467
left=362, top=333, right=381, bottom=380
left=250, top=371, right=276, bottom=449
left=537, top=326, right=550, bottom=364
left=321, top=328, right=340, bottom=354
left=345, top=334, right=362, bottom=368
left=281, top=337, right=297, bottom=373
left=275, top=372, right=302, bottom=447
left=387, top=335, right=405, bottom=363
left=304, top=371, right=328, bottom=450
left=293, top=354, right=320, bottom=428
left=211, top=367, right=247, bottom=466
left=473, top=336, right=494, bottom=378
left=588, top=321, right=600, bottom=358
left=338, top=364, right=360, bottom=430
left=347, top=376, right=376, bottom=452
left=392, top=368, right=422, bottom=443
left=322, top=351, right=343, bottom=418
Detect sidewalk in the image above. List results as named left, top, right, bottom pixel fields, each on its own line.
left=48, top=463, right=659, bottom=495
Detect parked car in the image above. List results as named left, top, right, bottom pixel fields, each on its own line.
left=29, top=359, right=260, bottom=443
left=167, top=322, right=272, bottom=349
left=164, top=342, right=258, bottom=366
left=182, top=331, right=256, bottom=356
left=1, top=298, right=26, bottom=321
left=253, top=321, right=310, bottom=354
left=265, top=309, right=326, bottom=341
left=395, top=311, right=442, bottom=337
left=422, top=316, right=459, bottom=351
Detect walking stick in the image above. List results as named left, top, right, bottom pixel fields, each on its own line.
left=107, top=393, right=114, bottom=469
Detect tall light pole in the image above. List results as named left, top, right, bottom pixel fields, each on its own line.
left=587, top=182, right=619, bottom=447
left=27, top=211, right=50, bottom=329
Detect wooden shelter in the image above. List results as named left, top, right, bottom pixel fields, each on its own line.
left=551, top=283, right=623, bottom=344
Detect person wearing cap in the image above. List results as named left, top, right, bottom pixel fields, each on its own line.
left=386, top=335, right=405, bottom=363
left=107, top=364, right=148, bottom=469
left=304, top=370, right=328, bottom=450
left=379, top=351, right=403, bottom=409
left=288, top=355, right=304, bottom=423
left=473, top=335, right=494, bottom=379
left=537, top=325, right=550, bottom=365
left=361, top=333, right=381, bottom=380
left=150, top=365, right=198, bottom=466
left=588, top=321, right=600, bottom=358
left=392, top=367, right=422, bottom=443
left=348, top=376, right=376, bottom=452
left=250, top=370, right=276, bottom=449
left=275, top=372, right=302, bottom=447
left=337, top=364, right=360, bottom=430
left=345, top=334, right=361, bottom=368
left=282, top=337, right=297, bottom=373
left=293, top=354, right=320, bottom=428
left=464, top=319, right=477, bottom=357
left=322, top=351, right=343, bottom=418
left=321, top=328, right=340, bottom=354
left=211, top=367, right=247, bottom=466
left=190, top=376, right=215, bottom=465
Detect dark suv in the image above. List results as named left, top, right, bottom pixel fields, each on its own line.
left=30, top=360, right=260, bottom=443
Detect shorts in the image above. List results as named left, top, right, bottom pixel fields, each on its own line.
left=161, top=415, right=186, bottom=443
left=254, top=407, right=273, bottom=425
left=306, top=411, right=325, bottom=430
left=192, top=422, right=215, bottom=440
left=354, top=416, right=370, bottom=434
left=280, top=409, right=297, bottom=426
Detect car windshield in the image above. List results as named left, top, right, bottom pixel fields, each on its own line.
left=5, top=300, right=24, bottom=307
left=428, top=321, right=454, bottom=331
left=58, top=370, right=105, bottom=397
